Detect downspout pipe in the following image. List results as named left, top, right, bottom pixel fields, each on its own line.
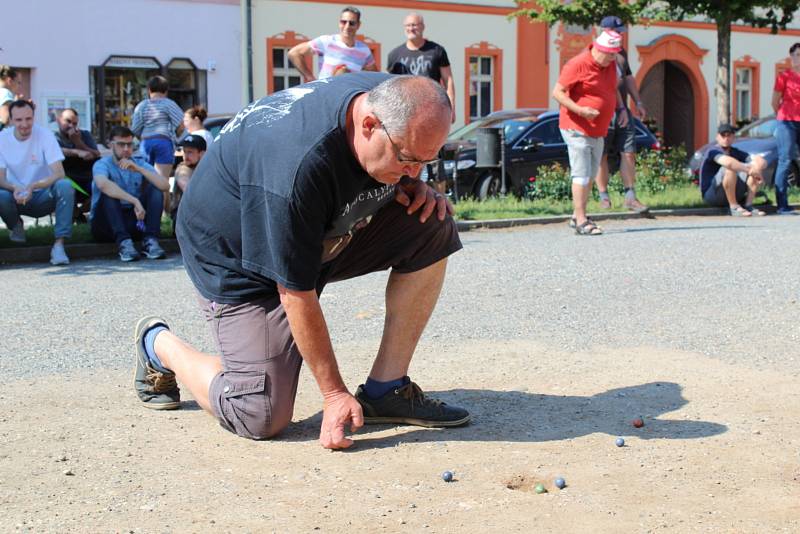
left=246, top=0, right=254, bottom=102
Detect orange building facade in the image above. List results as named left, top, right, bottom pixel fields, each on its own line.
left=249, top=0, right=800, bottom=149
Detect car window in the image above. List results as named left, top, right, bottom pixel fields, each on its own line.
left=448, top=113, right=538, bottom=141
left=738, top=119, right=776, bottom=138
left=522, top=118, right=563, bottom=145
left=502, top=120, right=537, bottom=144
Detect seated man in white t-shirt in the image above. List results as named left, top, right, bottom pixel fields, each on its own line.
left=0, top=100, right=74, bottom=265
left=287, top=6, right=377, bottom=82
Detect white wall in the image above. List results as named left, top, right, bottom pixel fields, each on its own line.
left=252, top=0, right=518, bottom=128
left=0, top=0, right=243, bottom=120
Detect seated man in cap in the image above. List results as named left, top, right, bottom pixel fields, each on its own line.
left=170, top=134, right=207, bottom=230
left=699, top=123, right=767, bottom=216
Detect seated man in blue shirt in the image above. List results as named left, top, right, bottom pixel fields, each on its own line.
left=700, top=123, right=767, bottom=217
left=91, top=126, right=170, bottom=261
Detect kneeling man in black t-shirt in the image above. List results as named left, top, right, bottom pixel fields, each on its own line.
left=699, top=123, right=767, bottom=216
left=131, top=73, right=470, bottom=449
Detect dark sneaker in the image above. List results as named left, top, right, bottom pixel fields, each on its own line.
left=119, top=239, right=140, bottom=262
left=355, top=381, right=470, bottom=427
left=10, top=219, right=26, bottom=243
left=133, top=316, right=180, bottom=410
left=142, top=237, right=166, bottom=260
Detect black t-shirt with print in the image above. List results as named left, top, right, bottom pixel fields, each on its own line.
left=177, top=72, right=396, bottom=304
left=386, top=40, right=450, bottom=83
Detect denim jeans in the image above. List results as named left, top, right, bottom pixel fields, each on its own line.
left=90, top=182, right=163, bottom=244
left=0, top=179, right=74, bottom=238
left=774, top=119, right=799, bottom=210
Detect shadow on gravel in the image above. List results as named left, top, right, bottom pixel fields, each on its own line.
left=280, top=381, right=727, bottom=449
left=609, top=224, right=755, bottom=234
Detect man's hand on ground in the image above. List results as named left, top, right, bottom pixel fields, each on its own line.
left=320, top=390, right=364, bottom=449
left=395, top=177, right=452, bottom=223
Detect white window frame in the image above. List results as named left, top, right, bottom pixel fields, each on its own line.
left=469, top=55, right=494, bottom=121
left=735, top=67, right=753, bottom=121
left=272, top=47, right=303, bottom=93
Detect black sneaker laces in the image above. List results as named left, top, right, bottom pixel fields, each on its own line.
left=397, top=382, right=444, bottom=408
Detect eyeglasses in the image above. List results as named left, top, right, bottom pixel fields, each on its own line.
left=339, top=19, right=358, bottom=27
left=111, top=141, right=134, bottom=148
left=404, top=23, right=422, bottom=28
left=375, top=114, right=440, bottom=167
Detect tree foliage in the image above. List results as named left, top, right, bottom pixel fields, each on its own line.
left=512, top=0, right=800, bottom=125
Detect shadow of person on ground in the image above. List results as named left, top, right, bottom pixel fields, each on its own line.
left=279, top=382, right=727, bottom=449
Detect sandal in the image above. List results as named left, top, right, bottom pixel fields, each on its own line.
left=575, top=220, right=603, bottom=235
left=729, top=205, right=752, bottom=217
left=569, top=216, right=595, bottom=229
left=745, top=205, right=766, bottom=216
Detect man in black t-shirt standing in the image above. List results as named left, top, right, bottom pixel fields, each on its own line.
left=700, top=123, right=767, bottom=216
left=593, top=16, right=650, bottom=213
left=387, top=12, right=455, bottom=194
left=131, top=73, right=470, bottom=449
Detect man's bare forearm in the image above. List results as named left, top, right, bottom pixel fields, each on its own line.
left=278, top=286, right=348, bottom=397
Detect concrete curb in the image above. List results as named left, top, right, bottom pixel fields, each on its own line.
left=1, top=204, right=795, bottom=265
left=0, top=239, right=182, bottom=266
left=455, top=204, right=795, bottom=231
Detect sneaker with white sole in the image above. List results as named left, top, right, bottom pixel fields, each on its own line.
left=142, top=237, right=166, bottom=260
left=50, top=242, right=70, bottom=265
left=133, top=316, right=180, bottom=410
left=118, top=239, right=140, bottom=262
left=10, top=219, right=25, bottom=243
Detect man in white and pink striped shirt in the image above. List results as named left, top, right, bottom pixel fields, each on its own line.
left=288, top=6, right=377, bottom=82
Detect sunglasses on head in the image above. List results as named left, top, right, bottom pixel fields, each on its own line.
left=339, top=19, right=358, bottom=27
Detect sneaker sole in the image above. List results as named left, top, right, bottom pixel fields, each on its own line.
left=362, top=414, right=471, bottom=427
left=133, top=316, right=180, bottom=410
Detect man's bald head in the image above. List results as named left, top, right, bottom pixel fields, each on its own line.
left=365, top=75, right=450, bottom=138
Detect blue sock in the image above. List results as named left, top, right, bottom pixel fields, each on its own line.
left=363, top=376, right=409, bottom=400
left=143, top=325, right=170, bottom=373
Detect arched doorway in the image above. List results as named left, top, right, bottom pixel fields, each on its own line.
left=636, top=34, right=709, bottom=151
left=641, top=61, right=695, bottom=151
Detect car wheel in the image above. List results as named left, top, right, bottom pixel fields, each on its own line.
left=476, top=172, right=501, bottom=200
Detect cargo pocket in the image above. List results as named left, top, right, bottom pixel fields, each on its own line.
left=219, top=371, right=272, bottom=440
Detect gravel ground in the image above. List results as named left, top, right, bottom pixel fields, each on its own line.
left=3, top=214, right=800, bottom=532
left=2, top=215, right=799, bottom=379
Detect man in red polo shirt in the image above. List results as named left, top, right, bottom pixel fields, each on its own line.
left=552, top=30, right=625, bottom=235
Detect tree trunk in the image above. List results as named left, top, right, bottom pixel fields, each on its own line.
left=716, top=16, right=732, bottom=126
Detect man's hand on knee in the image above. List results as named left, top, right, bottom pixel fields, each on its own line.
left=320, top=390, right=364, bottom=449
left=395, top=177, right=452, bottom=223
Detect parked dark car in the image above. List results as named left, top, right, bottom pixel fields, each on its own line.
left=687, top=115, right=800, bottom=188
left=203, top=115, right=233, bottom=139
left=425, top=108, right=659, bottom=200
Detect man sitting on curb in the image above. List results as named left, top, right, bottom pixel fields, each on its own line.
left=90, top=126, right=170, bottom=261
left=699, top=123, right=767, bottom=217
left=0, top=99, right=73, bottom=265
left=170, top=133, right=206, bottom=231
